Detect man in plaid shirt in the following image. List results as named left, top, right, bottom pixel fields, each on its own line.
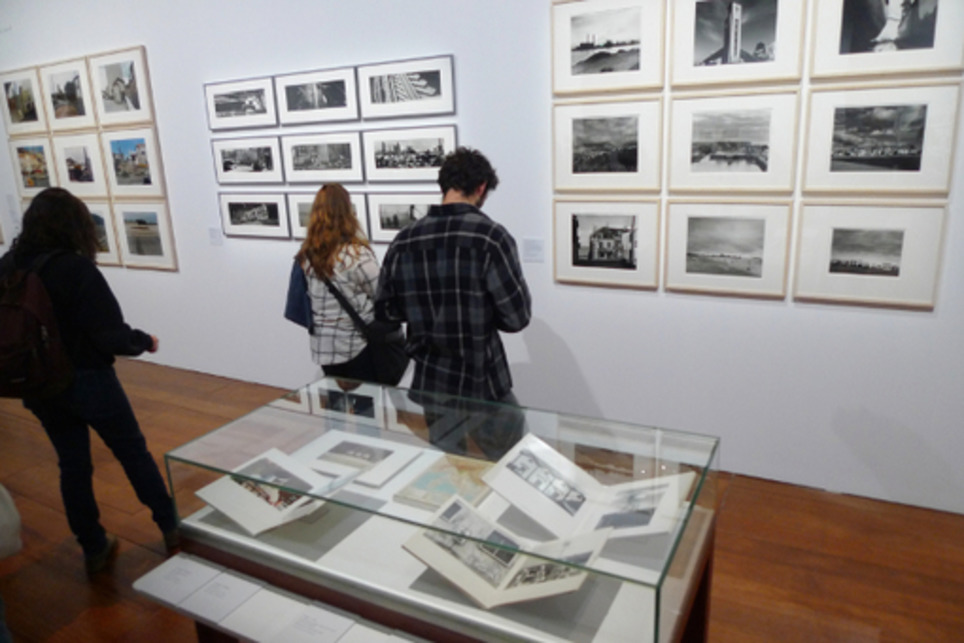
left=374, top=147, right=531, bottom=407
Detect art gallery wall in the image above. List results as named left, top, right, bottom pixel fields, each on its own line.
left=1, top=1, right=962, bottom=515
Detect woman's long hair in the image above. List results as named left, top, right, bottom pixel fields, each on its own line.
left=12, top=187, right=98, bottom=262
left=296, top=183, right=369, bottom=278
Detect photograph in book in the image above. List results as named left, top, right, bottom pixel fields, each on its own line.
left=403, top=497, right=611, bottom=609
left=693, top=0, right=777, bottom=67
left=394, top=454, right=493, bottom=511
left=295, top=428, right=422, bottom=489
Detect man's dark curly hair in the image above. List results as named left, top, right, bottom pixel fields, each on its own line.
left=13, top=187, right=98, bottom=262
left=437, top=147, right=499, bottom=198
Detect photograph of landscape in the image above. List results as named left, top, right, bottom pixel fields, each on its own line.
left=569, top=5, right=641, bottom=75
left=691, top=108, right=771, bottom=172
left=572, top=116, right=639, bottom=173
left=829, top=228, right=903, bottom=276
left=686, top=216, right=765, bottom=277
left=831, top=104, right=926, bottom=172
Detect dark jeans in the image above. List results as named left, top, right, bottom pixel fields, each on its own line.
left=24, top=368, right=177, bottom=556
left=418, top=390, right=526, bottom=461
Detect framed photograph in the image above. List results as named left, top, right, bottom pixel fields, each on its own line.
left=39, top=58, right=96, bottom=131
left=553, top=98, right=662, bottom=192
left=203, top=77, right=277, bottom=130
left=803, top=82, right=959, bottom=195
left=85, top=200, right=121, bottom=266
left=670, top=0, right=806, bottom=87
left=553, top=199, right=660, bottom=289
left=9, top=137, right=57, bottom=199
left=793, top=201, right=945, bottom=310
left=812, top=0, right=964, bottom=78
left=100, top=127, right=164, bottom=198
left=362, top=125, right=456, bottom=182
left=1, top=67, right=48, bottom=135
left=366, top=193, right=436, bottom=243
left=281, top=132, right=363, bottom=183
left=211, top=136, right=283, bottom=184
left=274, top=66, right=359, bottom=125
left=113, top=200, right=178, bottom=270
left=357, top=55, right=455, bottom=119
left=218, top=193, right=289, bottom=239
left=51, top=133, right=108, bottom=198
left=664, top=199, right=791, bottom=298
left=88, top=46, right=154, bottom=127
left=668, top=91, right=798, bottom=193
left=288, top=191, right=368, bottom=240
left=552, top=0, right=664, bottom=94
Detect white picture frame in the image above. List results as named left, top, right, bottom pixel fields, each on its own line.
left=553, top=199, right=660, bottom=289
left=218, top=193, right=290, bottom=239
left=1, top=67, right=48, bottom=135
left=357, top=55, right=455, bottom=119
left=274, top=66, right=359, bottom=125
left=39, top=58, right=96, bottom=131
left=793, top=201, right=945, bottom=310
left=113, top=200, right=178, bottom=271
left=281, top=132, right=363, bottom=184
left=664, top=199, right=792, bottom=299
left=211, top=136, right=283, bottom=185
left=553, top=98, right=662, bottom=192
left=552, top=0, right=664, bottom=95
left=803, top=82, right=960, bottom=196
left=100, top=126, right=165, bottom=198
left=811, top=0, right=964, bottom=79
left=88, top=46, right=154, bottom=127
left=51, top=132, right=108, bottom=198
left=670, top=0, right=806, bottom=87
left=668, top=91, right=799, bottom=193
left=85, top=200, right=121, bottom=266
left=362, top=125, right=456, bottom=182
left=204, top=77, right=277, bottom=130
left=9, top=137, right=57, bottom=199
left=366, top=193, right=437, bottom=243
left=288, top=191, right=368, bottom=240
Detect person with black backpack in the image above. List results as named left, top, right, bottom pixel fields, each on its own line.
left=0, top=187, right=178, bottom=574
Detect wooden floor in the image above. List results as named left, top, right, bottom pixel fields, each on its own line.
left=1, top=360, right=962, bottom=642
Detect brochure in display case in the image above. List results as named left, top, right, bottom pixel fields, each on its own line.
left=393, top=453, right=493, bottom=511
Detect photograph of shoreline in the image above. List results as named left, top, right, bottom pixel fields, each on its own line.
left=686, top=216, right=765, bottom=277
left=829, top=228, right=903, bottom=277
left=691, top=108, right=771, bottom=172
left=569, top=5, right=641, bottom=75
left=122, top=211, right=162, bottom=256
left=831, top=104, right=926, bottom=172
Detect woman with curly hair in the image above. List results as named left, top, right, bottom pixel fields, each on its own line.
left=295, top=183, right=381, bottom=381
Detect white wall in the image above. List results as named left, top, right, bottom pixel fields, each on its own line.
left=2, top=1, right=962, bottom=515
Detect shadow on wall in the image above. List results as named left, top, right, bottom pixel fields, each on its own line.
left=511, top=317, right=603, bottom=420
left=833, top=407, right=962, bottom=513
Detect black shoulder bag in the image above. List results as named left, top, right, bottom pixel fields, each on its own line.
left=321, top=277, right=409, bottom=386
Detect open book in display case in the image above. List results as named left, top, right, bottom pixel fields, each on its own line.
left=163, top=377, right=721, bottom=643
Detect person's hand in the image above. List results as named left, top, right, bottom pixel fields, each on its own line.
left=148, top=335, right=159, bottom=353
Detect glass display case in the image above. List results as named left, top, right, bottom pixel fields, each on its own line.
left=164, top=377, right=721, bottom=643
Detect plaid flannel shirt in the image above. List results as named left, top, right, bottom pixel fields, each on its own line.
left=375, top=202, right=531, bottom=400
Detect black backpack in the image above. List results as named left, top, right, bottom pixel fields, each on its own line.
left=0, top=252, right=74, bottom=399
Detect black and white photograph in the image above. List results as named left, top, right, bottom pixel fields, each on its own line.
left=594, top=484, right=668, bottom=530
left=114, top=201, right=176, bottom=270
left=212, top=136, right=283, bottom=184
left=218, top=193, right=290, bottom=239
left=829, top=228, right=904, bottom=276
left=296, top=427, right=419, bottom=488
left=40, top=59, right=96, bottom=131
left=281, top=132, right=363, bottom=183
left=275, top=66, right=359, bottom=124
left=1, top=68, right=47, bottom=135
left=805, top=83, right=957, bottom=194
left=685, top=216, right=766, bottom=277
left=552, top=0, right=664, bottom=94
left=86, top=201, right=120, bottom=266
left=320, top=440, right=393, bottom=471
left=367, top=193, right=436, bottom=242
left=507, top=449, right=586, bottom=517
left=554, top=200, right=659, bottom=289
left=665, top=201, right=790, bottom=298
left=830, top=104, right=925, bottom=172
left=52, top=133, right=108, bottom=198
left=316, top=388, right=375, bottom=418
left=670, top=93, right=797, bottom=193
left=288, top=192, right=368, bottom=240
left=89, top=47, right=153, bottom=126
left=9, top=137, right=56, bottom=199
left=357, top=56, right=454, bottom=119
left=204, top=77, right=277, bottom=130
left=812, top=0, right=962, bottom=77
left=554, top=100, right=661, bottom=191
left=101, top=127, right=165, bottom=198
left=693, top=0, right=778, bottom=66
left=363, top=126, right=456, bottom=182
left=794, top=203, right=944, bottom=309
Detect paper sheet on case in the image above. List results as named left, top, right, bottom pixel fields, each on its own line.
left=176, top=571, right=263, bottom=624
left=132, top=553, right=224, bottom=605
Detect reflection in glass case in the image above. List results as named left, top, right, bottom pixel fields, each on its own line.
left=165, top=377, right=721, bottom=643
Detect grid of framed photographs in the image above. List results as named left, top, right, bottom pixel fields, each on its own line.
left=204, top=54, right=456, bottom=240
left=549, top=0, right=961, bottom=310
left=2, top=45, right=178, bottom=271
